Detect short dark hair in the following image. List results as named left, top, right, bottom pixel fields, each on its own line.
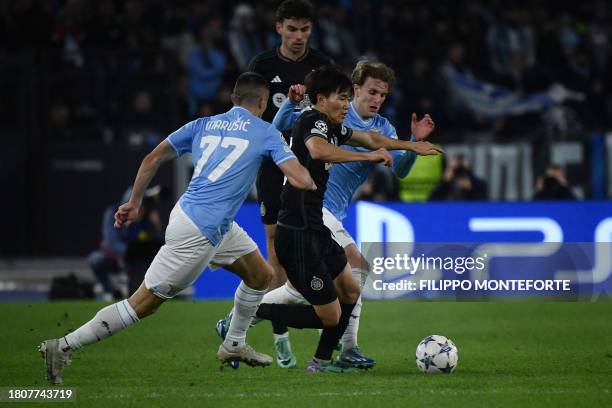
left=304, top=65, right=353, bottom=104
left=276, top=0, right=314, bottom=22
left=232, top=72, right=269, bottom=105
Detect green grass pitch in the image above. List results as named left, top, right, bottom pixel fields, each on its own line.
left=1, top=300, right=611, bottom=407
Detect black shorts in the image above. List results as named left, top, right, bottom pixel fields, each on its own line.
left=256, top=159, right=284, bottom=225
left=274, top=225, right=348, bottom=305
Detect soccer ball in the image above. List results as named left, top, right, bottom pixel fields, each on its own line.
left=415, top=335, right=458, bottom=373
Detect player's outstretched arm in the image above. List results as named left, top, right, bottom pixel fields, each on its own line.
left=306, top=136, right=393, bottom=166
left=346, top=130, right=443, bottom=156
left=114, top=140, right=176, bottom=229
left=278, top=158, right=317, bottom=191
left=271, top=85, right=306, bottom=131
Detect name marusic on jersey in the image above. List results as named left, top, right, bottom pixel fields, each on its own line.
left=205, top=118, right=252, bottom=132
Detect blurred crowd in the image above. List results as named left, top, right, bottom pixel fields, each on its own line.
left=2, top=0, right=609, bottom=201
left=3, top=0, right=611, bottom=139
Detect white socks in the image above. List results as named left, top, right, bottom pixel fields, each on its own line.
left=263, top=283, right=305, bottom=305
left=273, top=332, right=289, bottom=342
left=223, top=282, right=266, bottom=350
left=352, top=267, right=368, bottom=288
left=341, top=268, right=368, bottom=351
left=63, top=299, right=139, bottom=350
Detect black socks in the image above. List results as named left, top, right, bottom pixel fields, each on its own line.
left=315, top=302, right=356, bottom=361
left=256, top=301, right=358, bottom=361
left=256, top=303, right=324, bottom=329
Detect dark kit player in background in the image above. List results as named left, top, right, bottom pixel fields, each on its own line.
left=249, top=0, right=332, bottom=284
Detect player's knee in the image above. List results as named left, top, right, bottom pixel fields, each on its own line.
left=137, top=303, right=160, bottom=319
left=320, top=309, right=341, bottom=328
left=338, top=283, right=360, bottom=304
left=129, top=298, right=161, bottom=319
left=128, top=285, right=165, bottom=318
left=246, top=264, right=273, bottom=290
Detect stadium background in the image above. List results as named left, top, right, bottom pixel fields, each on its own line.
left=1, top=0, right=611, bottom=299
left=1, top=2, right=611, bottom=407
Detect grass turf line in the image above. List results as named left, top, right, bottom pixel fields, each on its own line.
left=1, top=301, right=611, bottom=407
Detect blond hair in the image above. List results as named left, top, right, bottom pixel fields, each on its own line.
left=351, top=60, right=395, bottom=87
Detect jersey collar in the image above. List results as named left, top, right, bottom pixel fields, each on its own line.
left=276, top=45, right=310, bottom=62
left=229, top=106, right=252, bottom=116
left=349, top=101, right=374, bottom=127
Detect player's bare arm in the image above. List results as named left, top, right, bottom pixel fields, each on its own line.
left=347, top=129, right=443, bottom=156
left=278, top=158, right=317, bottom=190
left=306, top=136, right=393, bottom=166
left=114, top=140, right=176, bottom=229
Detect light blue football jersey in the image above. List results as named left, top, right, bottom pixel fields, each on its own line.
left=167, top=106, right=295, bottom=245
left=323, top=102, right=414, bottom=221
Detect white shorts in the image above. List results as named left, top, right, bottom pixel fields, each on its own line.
left=322, top=207, right=356, bottom=249
left=144, top=204, right=257, bottom=299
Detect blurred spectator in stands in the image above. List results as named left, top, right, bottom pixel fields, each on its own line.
left=402, top=55, right=439, bottom=132
left=88, top=186, right=165, bottom=300
left=253, top=3, right=282, bottom=49
left=52, top=0, right=86, bottom=68
left=187, top=18, right=228, bottom=115
left=317, top=4, right=358, bottom=67
left=429, top=154, right=488, bottom=201
left=160, top=5, right=192, bottom=66
left=479, top=6, right=536, bottom=89
left=533, top=165, right=577, bottom=200
left=586, top=11, right=612, bottom=130
left=587, top=4, right=611, bottom=73
left=228, top=4, right=263, bottom=70
left=48, top=98, right=104, bottom=142
left=438, top=42, right=485, bottom=130
left=88, top=198, right=127, bottom=301
left=120, top=90, right=164, bottom=146
left=121, top=185, right=165, bottom=295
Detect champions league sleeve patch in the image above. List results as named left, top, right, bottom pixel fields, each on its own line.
left=311, top=120, right=328, bottom=136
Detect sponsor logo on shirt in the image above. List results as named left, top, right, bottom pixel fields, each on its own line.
left=311, top=276, right=324, bottom=291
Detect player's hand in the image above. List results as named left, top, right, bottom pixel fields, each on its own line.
left=114, top=202, right=141, bottom=229
left=288, top=84, right=306, bottom=103
left=368, top=148, right=393, bottom=167
left=411, top=113, right=435, bottom=140
left=409, top=141, right=444, bottom=156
